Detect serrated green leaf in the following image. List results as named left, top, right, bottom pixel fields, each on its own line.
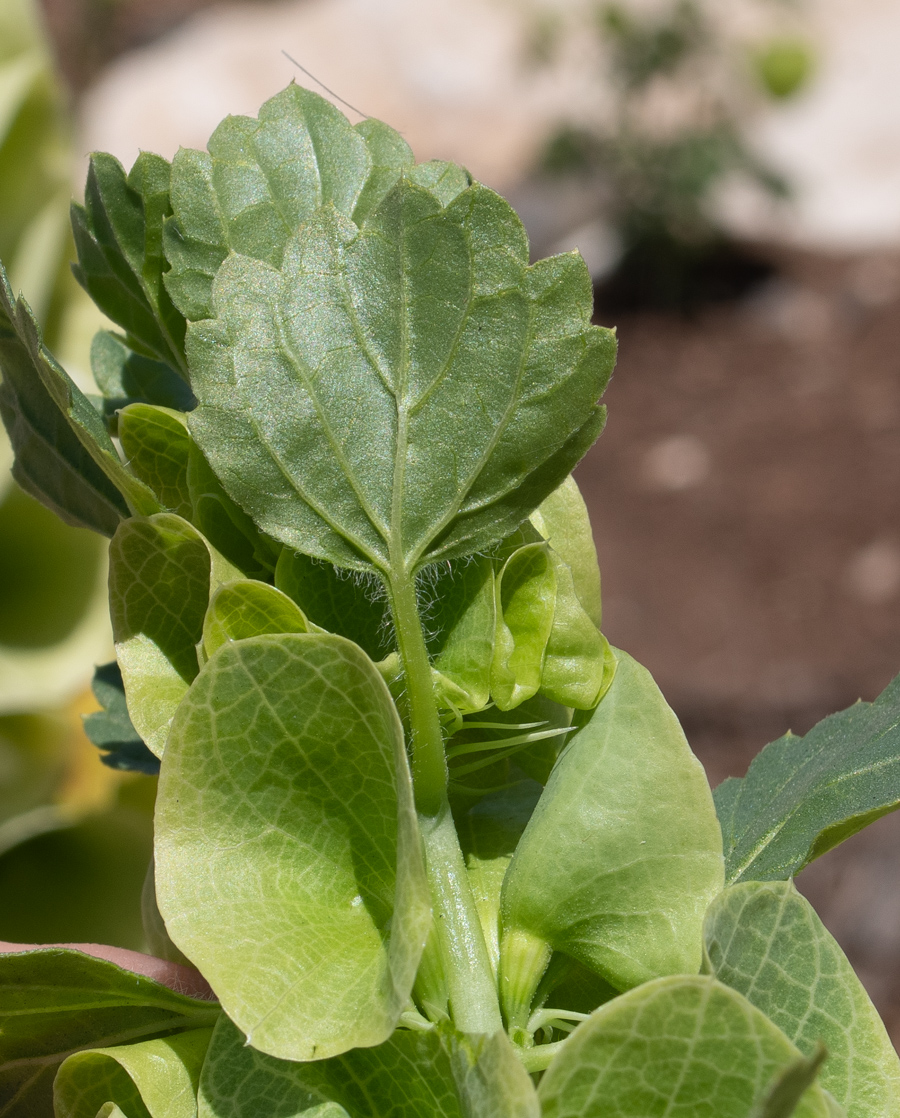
left=529, top=475, right=602, bottom=628
left=54, top=1026, right=213, bottom=1118
left=490, top=543, right=556, bottom=712
left=83, top=661, right=159, bottom=774
left=715, top=671, right=900, bottom=884
left=185, top=172, right=614, bottom=578
left=71, top=152, right=187, bottom=373
left=163, top=84, right=413, bottom=322
left=498, top=650, right=723, bottom=1027
left=108, top=514, right=240, bottom=756
left=0, top=947, right=217, bottom=1118
left=118, top=404, right=193, bottom=518
left=155, top=633, right=430, bottom=1061
left=704, top=880, right=900, bottom=1117
left=537, top=976, right=838, bottom=1118
left=90, top=331, right=195, bottom=425
left=274, top=548, right=391, bottom=661
left=201, top=579, right=316, bottom=658
left=0, top=260, right=159, bottom=533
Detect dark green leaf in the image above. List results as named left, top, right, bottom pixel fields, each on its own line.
left=118, top=404, right=193, bottom=519
left=71, top=152, right=186, bottom=373
left=715, top=671, right=900, bottom=884
left=0, top=947, right=217, bottom=1118
left=198, top=1014, right=460, bottom=1118
left=275, top=548, right=391, bottom=660
left=187, top=439, right=278, bottom=579
left=83, top=661, right=159, bottom=775
left=185, top=174, right=614, bottom=576
left=90, top=331, right=195, bottom=425
left=0, top=261, right=157, bottom=534
left=163, top=84, right=414, bottom=322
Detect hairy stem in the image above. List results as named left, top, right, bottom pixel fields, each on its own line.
left=388, top=567, right=503, bottom=1035
left=389, top=568, right=447, bottom=816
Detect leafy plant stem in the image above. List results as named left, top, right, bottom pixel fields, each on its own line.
left=387, top=569, right=447, bottom=816
left=387, top=567, right=503, bottom=1035
left=418, top=804, right=504, bottom=1037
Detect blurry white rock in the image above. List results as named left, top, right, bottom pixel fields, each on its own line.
left=723, top=0, right=900, bottom=250
left=78, top=0, right=606, bottom=195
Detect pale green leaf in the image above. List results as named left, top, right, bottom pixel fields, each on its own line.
left=108, top=513, right=240, bottom=756
left=490, top=543, right=556, bottom=711
left=201, top=579, right=315, bottom=658
left=54, top=1027, right=213, bottom=1118
left=704, top=880, right=900, bottom=1117
left=0, top=260, right=158, bottom=534
left=155, top=633, right=430, bottom=1061
left=539, top=550, right=609, bottom=710
left=457, top=781, right=544, bottom=976
left=425, top=556, right=495, bottom=714
left=499, top=650, right=723, bottom=1025
left=0, top=947, right=217, bottom=1118
left=715, top=671, right=900, bottom=884
left=529, top=474, right=602, bottom=627
left=185, top=173, right=614, bottom=576
left=537, top=976, right=837, bottom=1118
left=163, top=84, right=413, bottom=322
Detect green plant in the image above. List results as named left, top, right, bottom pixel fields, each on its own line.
left=533, top=0, right=813, bottom=308
left=2, top=83, right=900, bottom=1117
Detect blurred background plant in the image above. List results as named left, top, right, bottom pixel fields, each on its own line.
left=0, top=0, right=152, bottom=951
left=526, top=0, right=815, bottom=309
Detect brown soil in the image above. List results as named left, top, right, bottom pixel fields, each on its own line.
left=577, top=244, right=900, bottom=1041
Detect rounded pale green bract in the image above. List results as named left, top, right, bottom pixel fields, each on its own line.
left=538, top=976, right=838, bottom=1118
left=499, top=649, right=723, bottom=1017
left=54, top=1028, right=212, bottom=1118
left=704, top=881, right=900, bottom=1118
left=154, top=632, right=429, bottom=1062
